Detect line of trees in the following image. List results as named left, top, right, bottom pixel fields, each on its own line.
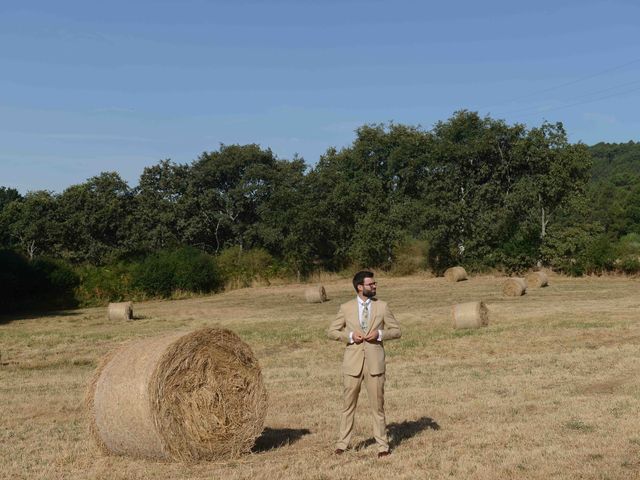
left=1, top=111, right=639, bottom=310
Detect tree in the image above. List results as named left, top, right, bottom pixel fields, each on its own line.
left=422, top=111, right=528, bottom=271
left=0, top=187, right=21, bottom=211
left=252, top=155, right=316, bottom=278
left=133, top=159, right=190, bottom=252
left=0, top=190, right=61, bottom=259
left=515, top=122, right=591, bottom=241
left=58, top=172, right=134, bottom=264
left=184, top=144, right=280, bottom=253
left=586, top=141, right=640, bottom=238
left=310, top=123, right=432, bottom=269
left=0, top=187, right=22, bottom=248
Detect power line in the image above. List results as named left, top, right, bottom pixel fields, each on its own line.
left=478, top=58, right=640, bottom=112
left=508, top=84, right=640, bottom=121
left=494, top=78, right=640, bottom=118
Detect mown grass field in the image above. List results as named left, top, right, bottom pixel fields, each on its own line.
left=2, top=273, right=640, bottom=480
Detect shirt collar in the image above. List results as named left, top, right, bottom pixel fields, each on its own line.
left=357, top=296, right=371, bottom=307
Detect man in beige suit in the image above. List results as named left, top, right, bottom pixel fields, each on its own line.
left=327, top=270, right=401, bottom=458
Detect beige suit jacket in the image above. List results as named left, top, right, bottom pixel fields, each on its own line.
left=327, top=298, right=401, bottom=376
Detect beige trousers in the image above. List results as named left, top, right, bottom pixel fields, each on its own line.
left=336, top=361, right=388, bottom=453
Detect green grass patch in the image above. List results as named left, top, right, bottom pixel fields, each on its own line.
left=564, top=419, right=595, bottom=432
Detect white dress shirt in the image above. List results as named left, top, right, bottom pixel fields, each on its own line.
left=349, top=296, right=383, bottom=343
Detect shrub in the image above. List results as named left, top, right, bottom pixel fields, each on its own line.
left=170, top=247, right=220, bottom=293
left=30, top=257, right=80, bottom=309
left=75, top=262, right=135, bottom=305
left=216, top=247, right=278, bottom=289
left=0, top=250, right=34, bottom=309
left=614, top=233, right=640, bottom=274
left=0, top=250, right=79, bottom=312
left=497, top=228, right=541, bottom=274
left=581, top=234, right=616, bottom=274
left=618, top=256, right=640, bottom=274
left=132, top=247, right=220, bottom=298
left=389, top=238, right=428, bottom=276
left=32, top=257, right=79, bottom=293
left=616, top=232, right=640, bottom=256
left=132, top=255, right=175, bottom=297
left=541, top=224, right=608, bottom=276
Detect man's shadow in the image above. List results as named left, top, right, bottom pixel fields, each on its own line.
left=253, top=427, right=312, bottom=452
left=354, top=416, right=440, bottom=450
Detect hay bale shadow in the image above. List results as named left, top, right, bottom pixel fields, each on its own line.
left=252, top=427, right=311, bottom=452
left=354, top=416, right=440, bottom=451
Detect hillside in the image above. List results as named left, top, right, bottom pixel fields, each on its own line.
left=589, top=141, right=640, bottom=181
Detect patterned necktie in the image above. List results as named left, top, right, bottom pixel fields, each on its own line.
left=361, top=302, right=369, bottom=330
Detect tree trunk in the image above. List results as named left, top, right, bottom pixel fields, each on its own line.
left=26, top=240, right=36, bottom=260
left=539, top=194, right=549, bottom=239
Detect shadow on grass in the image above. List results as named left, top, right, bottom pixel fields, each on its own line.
left=253, top=427, right=312, bottom=452
left=0, top=309, right=81, bottom=325
left=354, top=416, right=440, bottom=451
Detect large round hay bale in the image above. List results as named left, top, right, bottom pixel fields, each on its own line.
left=86, top=328, right=268, bottom=461
left=503, top=277, right=526, bottom=296
left=107, top=302, right=133, bottom=321
left=444, top=266, right=467, bottom=282
left=525, top=271, right=548, bottom=288
left=305, top=285, right=327, bottom=303
left=451, top=301, right=489, bottom=329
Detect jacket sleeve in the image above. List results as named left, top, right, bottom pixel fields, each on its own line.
left=381, top=303, right=401, bottom=341
left=327, top=305, right=351, bottom=343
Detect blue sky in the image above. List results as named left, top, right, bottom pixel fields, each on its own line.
left=1, top=0, right=639, bottom=193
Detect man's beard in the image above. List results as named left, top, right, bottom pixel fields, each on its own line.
left=363, top=289, right=376, bottom=298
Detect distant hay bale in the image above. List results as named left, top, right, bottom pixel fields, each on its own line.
left=305, top=285, right=327, bottom=303
left=86, top=328, right=268, bottom=461
left=503, top=278, right=526, bottom=296
left=444, top=266, right=467, bottom=282
left=526, top=271, right=549, bottom=288
left=107, top=302, right=133, bottom=321
left=451, top=301, right=489, bottom=329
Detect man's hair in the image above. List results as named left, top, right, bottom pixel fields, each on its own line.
left=352, top=270, right=374, bottom=292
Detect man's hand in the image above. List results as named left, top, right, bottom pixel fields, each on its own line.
left=364, top=330, right=379, bottom=342
left=352, top=332, right=365, bottom=344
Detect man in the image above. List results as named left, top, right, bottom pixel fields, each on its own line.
left=327, top=270, right=402, bottom=458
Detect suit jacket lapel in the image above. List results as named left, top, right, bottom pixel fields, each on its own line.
left=366, top=299, right=376, bottom=334
left=352, top=300, right=360, bottom=332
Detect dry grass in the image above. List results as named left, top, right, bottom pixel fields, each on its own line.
left=2, top=272, right=640, bottom=479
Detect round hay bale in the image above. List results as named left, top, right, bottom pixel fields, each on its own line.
left=503, top=277, right=526, bottom=296
left=107, top=301, right=133, bottom=321
left=451, top=301, right=489, bottom=329
left=305, top=285, right=327, bottom=303
left=444, top=266, right=467, bottom=282
left=526, top=271, right=548, bottom=288
left=86, top=328, right=268, bottom=461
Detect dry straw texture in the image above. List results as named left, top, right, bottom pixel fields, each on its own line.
left=503, top=277, right=527, bottom=296
left=304, top=285, right=327, bottom=303
left=7, top=275, right=640, bottom=479
left=526, top=271, right=549, bottom=288
left=107, top=301, right=133, bottom=321
left=451, top=301, right=489, bottom=329
left=86, top=328, right=268, bottom=462
left=444, top=266, right=467, bottom=282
